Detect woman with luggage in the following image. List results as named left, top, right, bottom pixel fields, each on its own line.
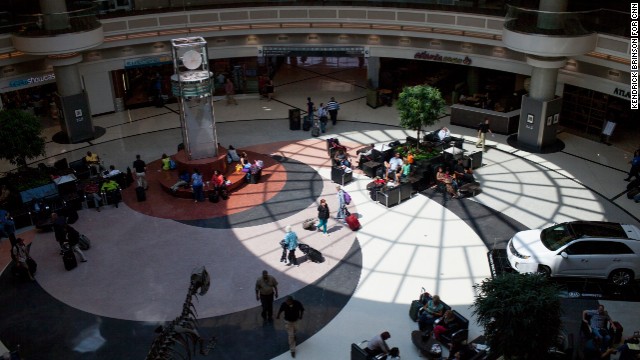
left=317, top=199, right=330, bottom=236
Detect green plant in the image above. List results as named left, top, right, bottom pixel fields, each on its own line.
left=396, top=85, right=446, bottom=149
left=472, top=272, right=563, bottom=360
left=0, top=109, right=46, bottom=168
left=396, top=145, right=440, bottom=161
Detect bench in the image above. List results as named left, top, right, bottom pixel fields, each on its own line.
left=375, top=182, right=413, bottom=207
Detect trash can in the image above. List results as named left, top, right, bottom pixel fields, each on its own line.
left=289, top=108, right=301, bottom=130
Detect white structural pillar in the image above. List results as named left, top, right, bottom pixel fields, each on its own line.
left=515, top=0, right=569, bottom=152
left=39, top=0, right=95, bottom=143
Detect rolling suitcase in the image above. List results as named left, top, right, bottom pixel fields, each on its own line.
left=298, top=243, right=324, bottom=263
left=62, top=247, right=77, bottom=271
left=311, top=123, right=320, bottom=137
left=209, top=190, right=220, bottom=203
left=345, top=213, right=361, bottom=231
left=612, top=321, right=623, bottom=344
left=135, top=186, right=146, bottom=202
left=303, top=116, right=312, bottom=131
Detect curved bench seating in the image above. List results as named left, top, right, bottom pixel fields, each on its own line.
left=153, top=149, right=274, bottom=199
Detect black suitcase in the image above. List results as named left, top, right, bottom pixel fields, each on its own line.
left=62, top=248, right=77, bottom=271
left=209, top=190, right=219, bottom=203
left=220, top=188, right=229, bottom=200
left=303, top=116, right=312, bottom=131
left=298, top=243, right=324, bottom=263
left=135, top=186, right=146, bottom=202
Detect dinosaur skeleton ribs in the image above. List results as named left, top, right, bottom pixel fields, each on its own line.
left=146, top=266, right=216, bottom=360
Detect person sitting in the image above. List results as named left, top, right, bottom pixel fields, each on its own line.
left=100, top=178, right=121, bottom=208
left=461, top=167, right=475, bottom=184
left=161, top=153, right=171, bottom=171
left=365, top=331, right=391, bottom=357
left=333, top=149, right=347, bottom=167
left=436, top=167, right=458, bottom=199
left=418, top=294, right=445, bottom=331
left=84, top=151, right=104, bottom=175
left=84, top=181, right=103, bottom=212
left=211, top=170, right=225, bottom=190
left=170, top=170, right=191, bottom=193
left=385, top=153, right=403, bottom=181
left=226, top=145, right=240, bottom=164
left=103, top=165, right=122, bottom=178
left=433, top=310, right=461, bottom=344
left=400, top=161, right=412, bottom=182
left=240, top=152, right=249, bottom=166
left=438, top=127, right=451, bottom=142
left=583, top=305, right=615, bottom=353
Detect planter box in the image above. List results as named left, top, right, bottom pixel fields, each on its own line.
left=19, top=182, right=58, bottom=204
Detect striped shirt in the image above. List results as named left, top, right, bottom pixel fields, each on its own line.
left=326, top=100, right=339, bottom=111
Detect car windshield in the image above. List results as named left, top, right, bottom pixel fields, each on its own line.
left=540, top=224, right=575, bottom=251
left=540, top=222, right=628, bottom=251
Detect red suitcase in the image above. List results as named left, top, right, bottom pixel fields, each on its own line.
left=345, top=214, right=360, bottom=231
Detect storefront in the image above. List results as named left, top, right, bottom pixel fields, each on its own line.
left=0, top=70, right=58, bottom=119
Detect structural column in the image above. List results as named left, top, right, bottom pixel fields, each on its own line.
left=39, top=0, right=95, bottom=143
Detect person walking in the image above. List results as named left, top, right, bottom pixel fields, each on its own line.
left=255, top=270, right=279, bottom=322
left=317, top=199, right=330, bottom=236
left=225, top=78, right=237, bottom=105
left=51, top=212, right=67, bottom=254
left=326, top=97, right=340, bottom=125
left=316, top=103, right=328, bottom=133
left=475, top=118, right=493, bottom=152
left=11, top=237, right=35, bottom=281
left=283, top=225, right=299, bottom=267
left=266, top=78, right=274, bottom=101
left=191, top=168, right=204, bottom=203
left=306, top=97, right=314, bottom=126
left=133, top=154, right=148, bottom=189
left=335, top=185, right=347, bottom=222
left=276, top=296, right=305, bottom=358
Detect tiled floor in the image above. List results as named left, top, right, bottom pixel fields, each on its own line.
left=0, top=58, right=639, bottom=359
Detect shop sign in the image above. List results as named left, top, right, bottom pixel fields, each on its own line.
left=612, top=87, right=631, bottom=99
left=6, top=73, right=56, bottom=89
left=414, top=51, right=472, bottom=65
left=124, top=55, right=173, bottom=69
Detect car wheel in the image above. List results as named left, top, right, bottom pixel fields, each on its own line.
left=608, top=269, right=633, bottom=287
left=537, top=265, right=551, bottom=278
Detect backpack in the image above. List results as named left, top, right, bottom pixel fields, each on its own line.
left=343, top=190, right=352, bottom=205
left=169, top=159, right=177, bottom=170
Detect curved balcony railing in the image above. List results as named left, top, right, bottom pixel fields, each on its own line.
left=13, top=2, right=100, bottom=37
left=0, top=1, right=630, bottom=37
left=504, top=5, right=595, bottom=37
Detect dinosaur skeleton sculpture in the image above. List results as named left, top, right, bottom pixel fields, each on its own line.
left=146, top=266, right=216, bottom=360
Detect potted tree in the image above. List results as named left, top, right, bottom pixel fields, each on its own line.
left=0, top=109, right=46, bottom=170
left=396, top=84, right=446, bottom=150
left=472, top=272, right=564, bottom=359
left=0, top=109, right=49, bottom=204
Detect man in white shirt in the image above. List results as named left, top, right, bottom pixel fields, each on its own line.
left=385, top=153, right=403, bottom=181
left=365, top=331, right=391, bottom=357
left=438, top=127, right=451, bottom=141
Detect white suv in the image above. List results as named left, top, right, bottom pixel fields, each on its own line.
left=507, top=221, right=640, bottom=286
